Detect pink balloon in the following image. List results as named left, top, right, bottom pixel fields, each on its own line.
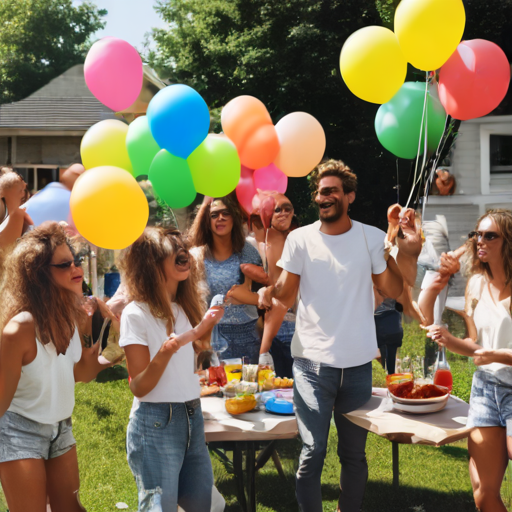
left=259, top=195, right=276, bottom=231
left=235, top=165, right=256, bottom=215
left=84, top=37, right=143, bottom=112
left=438, top=39, right=511, bottom=121
left=253, top=164, right=288, bottom=194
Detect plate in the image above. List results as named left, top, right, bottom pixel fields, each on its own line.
left=265, top=397, right=294, bottom=415
left=391, top=400, right=448, bottom=414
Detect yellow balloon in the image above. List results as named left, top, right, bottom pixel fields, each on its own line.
left=395, top=0, right=465, bottom=71
left=80, top=119, right=134, bottom=174
left=70, top=166, right=148, bottom=249
left=340, top=26, right=407, bottom=104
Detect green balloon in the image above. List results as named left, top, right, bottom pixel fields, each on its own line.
left=149, top=149, right=197, bottom=209
left=375, top=82, right=446, bottom=159
left=188, top=135, right=241, bottom=197
left=126, top=116, right=161, bottom=178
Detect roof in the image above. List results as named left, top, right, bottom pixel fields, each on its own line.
left=0, top=65, right=116, bottom=132
left=0, top=63, right=167, bottom=133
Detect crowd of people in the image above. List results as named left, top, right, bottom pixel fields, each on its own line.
left=0, top=161, right=511, bottom=512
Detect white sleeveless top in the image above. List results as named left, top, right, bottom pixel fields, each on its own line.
left=466, top=274, right=512, bottom=379
left=8, top=327, right=82, bottom=424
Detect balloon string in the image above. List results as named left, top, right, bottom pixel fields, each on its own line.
left=405, top=76, right=430, bottom=209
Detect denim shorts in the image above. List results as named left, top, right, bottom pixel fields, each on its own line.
left=467, top=370, right=512, bottom=436
left=0, top=411, right=75, bottom=463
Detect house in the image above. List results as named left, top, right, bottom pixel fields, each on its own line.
left=423, top=115, right=512, bottom=296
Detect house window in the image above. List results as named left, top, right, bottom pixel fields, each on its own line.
left=490, top=135, right=512, bottom=175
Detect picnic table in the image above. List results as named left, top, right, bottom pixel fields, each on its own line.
left=201, top=396, right=298, bottom=512
left=344, top=388, right=472, bottom=488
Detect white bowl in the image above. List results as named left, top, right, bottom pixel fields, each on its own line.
left=391, top=399, right=449, bottom=415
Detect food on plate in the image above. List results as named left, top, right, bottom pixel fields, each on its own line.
left=258, top=367, right=275, bottom=391
left=387, top=372, right=449, bottom=400
left=208, top=365, right=228, bottom=387
left=386, top=373, right=414, bottom=397
left=273, top=377, right=294, bottom=389
left=225, top=395, right=257, bottom=415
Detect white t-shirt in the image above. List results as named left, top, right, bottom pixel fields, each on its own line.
left=120, top=301, right=200, bottom=403
left=279, top=220, right=387, bottom=368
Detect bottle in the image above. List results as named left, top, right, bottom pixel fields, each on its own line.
left=210, top=294, right=228, bottom=354
left=258, top=352, right=275, bottom=391
left=433, top=347, right=453, bottom=392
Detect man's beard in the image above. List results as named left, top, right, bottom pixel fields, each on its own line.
left=319, top=199, right=344, bottom=223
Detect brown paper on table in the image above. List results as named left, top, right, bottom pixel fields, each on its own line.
left=344, top=395, right=473, bottom=446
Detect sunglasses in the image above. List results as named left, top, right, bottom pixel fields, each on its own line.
left=175, top=251, right=191, bottom=271
left=210, top=209, right=232, bottom=220
left=274, top=205, right=293, bottom=214
left=468, top=231, right=501, bottom=242
left=49, top=255, right=83, bottom=270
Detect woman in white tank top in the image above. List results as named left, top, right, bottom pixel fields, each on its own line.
left=426, top=209, right=512, bottom=512
left=0, top=222, right=111, bottom=512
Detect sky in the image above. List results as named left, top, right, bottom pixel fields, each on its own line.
left=74, top=0, right=168, bottom=50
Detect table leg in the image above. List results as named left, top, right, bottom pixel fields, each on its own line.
left=246, top=441, right=256, bottom=512
left=255, top=441, right=275, bottom=470
left=392, top=441, right=399, bottom=489
left=233, top=443, right=248, bottom=512
left=271, top=449, right=286, bottom=480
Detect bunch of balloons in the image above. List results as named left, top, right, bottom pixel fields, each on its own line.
left=222, top=96, right=326, bottom=214
left=339, top=0, right=511, bottom=159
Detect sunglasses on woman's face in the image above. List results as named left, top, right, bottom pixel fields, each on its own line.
left=175, top=251, right=191, bottom=271
left=210, top=209, right=232, bottom=220
left=468, top=231, right=501, bottom=242
left=274, top=204, right=293, bottom=214
left=49, top=255, right=83, bottom=270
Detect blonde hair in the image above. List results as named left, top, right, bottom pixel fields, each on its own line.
left=119, top=227, right=205, bottom=334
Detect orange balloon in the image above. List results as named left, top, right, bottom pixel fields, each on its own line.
left=274, top=112, right=326, bottom=178
left=239, top=124, right=280, bottom=170
left=221, top=96, right=272, bottom=149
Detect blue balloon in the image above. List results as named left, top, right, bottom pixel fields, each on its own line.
left=147, top=84, right=210, bottom=159
left=25, top=182, right=71, bottom=226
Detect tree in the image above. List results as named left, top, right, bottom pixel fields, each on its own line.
left=0, top=0, right=106, bottom=104
left=147, top=0, right=512, bottom=228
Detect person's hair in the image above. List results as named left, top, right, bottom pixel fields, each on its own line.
left=119, top=227, right=205, bottom=333
left=0, top=222, right=83, bottom=355
left=468, top=209, right=512, bottom=288
left=0, top=169, right=29, bottom=203
left=309, top=159, right=358, bottom=197
left=188, top=192, right=246, bottom=254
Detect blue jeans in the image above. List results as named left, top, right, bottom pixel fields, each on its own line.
left=270, top=320, right=295, bottom=378
left=293, top=358, right=372, bottom=512
left=126, top=400, right=213, bottom=512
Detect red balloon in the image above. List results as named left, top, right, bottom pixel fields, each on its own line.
left=235, top=165, right=256, bottom=215
left=438, top=39, right=511, bottom=121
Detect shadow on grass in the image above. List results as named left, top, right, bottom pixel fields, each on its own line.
left=439, top=444, right=469, bottom=460
left=95, top=365, right=129, bottom=383
left=218, top=471, right=476, bottom=512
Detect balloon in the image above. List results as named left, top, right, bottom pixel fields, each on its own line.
left=236, top=166, right=257, bottom=215
left=221, top=96, right=273, bottom=147
left=395, top=0, right=465, bottom=71
left=188, top=135, right=241, bottom=197
left=126, top=116, right=161, bottom=178
left=253, top=164, right=287, bottom=194
left=24, top=182, right=70, bottom=226
left=259, top=194, right=275, bottom=231
left=81, top=119, right=133, bottom=174
left=149, top=150, right=197, bottom=209
left=70, top=166, right=149, bottom=250
left=340, top=26, right=407, bottom=104
left=238, top=124, right=280, bottom=170
left=147, top=84, right=210, bottom=159
left=375, top=82, right=446, bottom=159
left=438, top=40, right=511, bottom=121
left=274, top=112, right=326, bottom=178
left=84, top=37, right=143, bottom=111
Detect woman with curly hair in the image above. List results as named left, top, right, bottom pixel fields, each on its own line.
left=426, top=209, right=512, bottom=512
left=0, top=222, right=110, bottom=512
left=119, top=227, right=223, bottom=511
left=188, top=194, right=262, bottom=363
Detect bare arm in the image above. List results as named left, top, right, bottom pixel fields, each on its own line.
left=258, top=270, right=300, bottom=311
left=0, top=317, right=35, bottom=417
left=424, top=324, right=480, bottom=357
left=372, top=257, right=403, bottom=300
left=473, top=349, right=512, bottom=366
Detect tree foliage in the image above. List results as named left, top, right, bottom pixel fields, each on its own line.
left=147, top=0, right=512, bottom=227
left=0, top=0, right=106, bottom=104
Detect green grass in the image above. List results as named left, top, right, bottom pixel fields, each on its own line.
left=1, top=321, right=511, bottom=511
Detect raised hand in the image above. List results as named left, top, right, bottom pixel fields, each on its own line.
left=396, top=208, right=422, bottom=259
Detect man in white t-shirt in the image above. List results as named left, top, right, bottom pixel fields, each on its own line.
left=258, top=160, right=419, bottom=512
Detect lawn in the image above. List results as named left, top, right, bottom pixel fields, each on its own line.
left=1, top=317, right=512, bottom=511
